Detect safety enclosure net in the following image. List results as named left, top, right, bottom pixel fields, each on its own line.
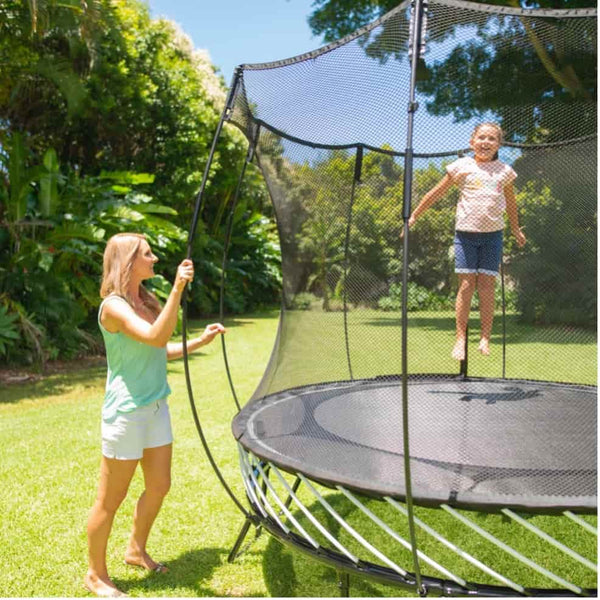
left=225, top=0, right=596, bottom=512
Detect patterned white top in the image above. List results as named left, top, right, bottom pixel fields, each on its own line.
left=446, top=156, right=517, bottom=232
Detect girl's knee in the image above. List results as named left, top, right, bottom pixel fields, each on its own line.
left=458, top=275, right=476, bottom=293
left=477, top=275, right=496, bottom=291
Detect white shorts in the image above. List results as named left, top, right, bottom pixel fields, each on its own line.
left=102, top=398, right=173, bottom=460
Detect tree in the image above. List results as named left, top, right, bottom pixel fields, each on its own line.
left=0, top=0, right=282, bottom=364
left=306, top=0, right=596, bottom=328
left=308, top=0, right=596, bottom=142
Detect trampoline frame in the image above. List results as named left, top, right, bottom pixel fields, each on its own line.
left=229, top=446, right=597, bottom=597
left=181, top=0, right=598, bottom=595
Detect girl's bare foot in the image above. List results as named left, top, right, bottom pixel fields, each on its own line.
left=84, top=572, right=128, bottom=597
left=124, top=550, right=169, bottom=573
left=451, top=338, right=466, bottom=361
left=478, top=338, right=490, bottom=356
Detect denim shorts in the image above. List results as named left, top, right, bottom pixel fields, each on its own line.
left=454, top=230, right=503, bottom=277
left=102, top=398, right=173, bottom=460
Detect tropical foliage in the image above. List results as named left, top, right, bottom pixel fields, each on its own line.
left=0, top=0, right=280, bottom=365
left=1, top=0, right=595, bottom=365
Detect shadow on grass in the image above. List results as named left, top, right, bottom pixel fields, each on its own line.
left=111, top=546, right=265, bottom=597
left=259, top=492, right=414, bottom=598
left=0, top=363, right=107, bottom=405
left=190, top=309, right=280, bottom=329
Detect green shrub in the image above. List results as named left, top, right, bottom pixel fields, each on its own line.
left=378, top=282, right=454, bottom=312
left=289, top=292, right=318, bottom=310
left=0, top=303, right=19, bottom=355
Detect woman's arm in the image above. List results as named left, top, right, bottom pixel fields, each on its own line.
left=407, top=173, right=454, bottom=228
left=504, top=183, right=526, bottom=247
left=166, top=323, right=226, bottom=360
left=101, top=260, right=194, bottom=347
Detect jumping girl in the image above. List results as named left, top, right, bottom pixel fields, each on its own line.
left=407, top=123, right=526, bottom=360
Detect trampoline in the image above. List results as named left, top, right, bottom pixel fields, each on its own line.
left=182, top=0, right=597, bottom=595
left=232, top=377, right=596, bottom=512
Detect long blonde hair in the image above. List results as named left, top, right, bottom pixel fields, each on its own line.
left=100, top=233, right=161, bottom=317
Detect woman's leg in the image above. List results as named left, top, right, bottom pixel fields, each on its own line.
left=477, top=273, right=496, bottom=355
left=124, top=443, right=172, bottom=571
left=86, top=456, right=138, bottom=597
left=453, top=273, right=477, bottom=360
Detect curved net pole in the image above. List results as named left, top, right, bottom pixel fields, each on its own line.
left=342, top=145, right=363, bottom=382
left=218, top=124, right=261, bottom=413
left=400, top=0, right=428, bottom=593
left=182, top=67, right=249, bottom=518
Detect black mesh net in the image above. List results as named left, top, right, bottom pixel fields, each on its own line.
left=228, top=0, right=597, bottom=511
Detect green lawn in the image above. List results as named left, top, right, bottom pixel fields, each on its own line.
left=0, top=309, right=596, bottom=597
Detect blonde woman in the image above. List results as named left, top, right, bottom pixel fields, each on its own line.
left=85, top=233, right=225, bottom=597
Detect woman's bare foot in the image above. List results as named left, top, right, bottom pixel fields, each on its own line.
left=123, top=550, right=169, bottom=573
left=451, top=338, right=466, bottom=361
left=84, top=572, right=127, bottom=597
left=478, top=338, right=490, bottom=356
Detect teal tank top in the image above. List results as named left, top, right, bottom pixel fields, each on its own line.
left=98, top=296, right=171, bottom=422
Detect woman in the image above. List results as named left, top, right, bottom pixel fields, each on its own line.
left=85, top=233, right=225, bottom=597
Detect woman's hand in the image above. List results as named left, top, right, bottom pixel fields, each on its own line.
left=174, top=259, right=194, bottom=293
left=166, top=323, right=227, bottom=360
left=201, top=323, right=226, bottom=345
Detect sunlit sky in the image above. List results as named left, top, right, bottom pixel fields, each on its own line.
left=144, top=0, right=507, bottom=157
left=146, top=0, right=320, bottom=81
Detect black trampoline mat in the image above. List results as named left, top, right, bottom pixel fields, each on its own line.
left=233, top=377, right=597, bottom=511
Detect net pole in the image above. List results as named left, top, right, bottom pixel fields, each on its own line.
left=342, top=145, right=363, bottom=381
left=182, top=67, right=250, bottom=518
left=219, top=124, right=261, bottom=413
left=500, top=261, right=507, bottom=378
left=400, top=0, right=427, bottom=594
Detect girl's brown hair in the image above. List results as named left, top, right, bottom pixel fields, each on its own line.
left=100, top=233, right=161, bottom=318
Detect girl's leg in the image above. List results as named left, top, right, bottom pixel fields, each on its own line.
left=477, top=274, right=496, bottom=355
left=453, top=273, right=477, bottom=360
left=124, top=443, right=172, bottom=571
left=86, top=456, right=138, bottom=597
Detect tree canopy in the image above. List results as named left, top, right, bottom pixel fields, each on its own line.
left=308, top=0, right=596, bottom=142
left=0, top=0, right=279, bottom=364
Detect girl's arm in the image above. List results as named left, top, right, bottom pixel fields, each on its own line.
left=407, top=173, right=454, bottom=228
left=504, top=183, right=526, bottom=247
left=166, top=323, right=226, bottom=360
left=101, top=260, right=194, bottom=347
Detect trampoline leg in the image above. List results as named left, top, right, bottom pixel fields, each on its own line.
left=337, top=571, right=350, bottom=597
left=228, top=517, right=254, bottom=563
left=282, top=476, right=302, bottom=512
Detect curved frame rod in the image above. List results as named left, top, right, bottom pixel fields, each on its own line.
left=218, top=124, right=261, bottom=413
left=182, top=67, right=249, bottom=517
left=239, top=446, right=597, bottom=597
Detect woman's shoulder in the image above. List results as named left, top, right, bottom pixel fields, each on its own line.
left=99, top=295, right=132, bottom=324
left=100, top=294, right=130, bottom=310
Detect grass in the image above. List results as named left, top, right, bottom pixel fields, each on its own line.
left=0, top=309, right=596, bottom=597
